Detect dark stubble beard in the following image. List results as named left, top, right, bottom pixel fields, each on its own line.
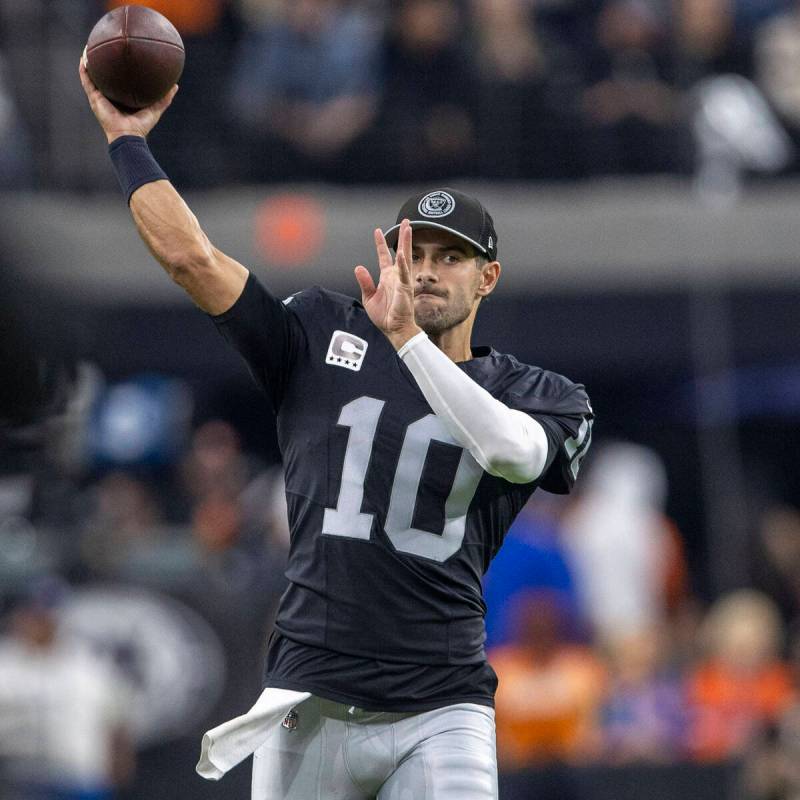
left=414, top=293, right=474, bottom=337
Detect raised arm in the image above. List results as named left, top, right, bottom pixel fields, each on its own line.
left=78, top=59, right=247, bottom=315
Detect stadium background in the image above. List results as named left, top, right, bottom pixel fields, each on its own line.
left=2, top=0, right=800, bottom=798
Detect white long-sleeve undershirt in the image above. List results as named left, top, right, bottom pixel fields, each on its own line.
left=397, top=332, right=550, bottom=484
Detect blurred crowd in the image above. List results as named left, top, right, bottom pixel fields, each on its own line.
left=1, top=0, right=800, bottom=188
left=486, top=445, right=800, bottom=788
left=0, top=371, right=289, bottom=799
left=2, top=371, right=800, bottom=799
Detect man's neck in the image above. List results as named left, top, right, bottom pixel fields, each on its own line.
left=428, top=322, right=475, bottom=363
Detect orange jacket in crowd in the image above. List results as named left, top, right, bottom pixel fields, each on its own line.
left=688, top=659, right=795, bottom=761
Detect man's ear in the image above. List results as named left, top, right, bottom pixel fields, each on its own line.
left=477, top=261, right=501, bottom=297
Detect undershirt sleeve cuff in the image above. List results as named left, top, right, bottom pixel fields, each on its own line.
left=396, top=331, right=429, bottom=359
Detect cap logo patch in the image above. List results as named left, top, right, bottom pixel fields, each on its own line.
left=418, top=191, right=455, bottom=218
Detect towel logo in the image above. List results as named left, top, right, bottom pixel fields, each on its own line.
left=282, top=709, right=299, bottom=731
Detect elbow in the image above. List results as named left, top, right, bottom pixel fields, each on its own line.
left=165, top=242, right=217, bottom=288
left=481, top=418, right=549, bottom=484
left=484, top=443, right=543, bottom=485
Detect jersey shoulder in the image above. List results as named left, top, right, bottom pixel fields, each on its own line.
left=281, top=286, right=363, bottom=324
left=476, top=350, right=592, bottom=419
left=476, top=351, right=593, bottom=494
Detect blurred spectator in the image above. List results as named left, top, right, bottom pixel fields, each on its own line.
left=491, top=590, right=606, bottom=768
left=688, top=589, right=794, bottom=762
left=470, top=0, right=544, bottom=177
left=742, top=632, right=800, bottom=800
left=0, top=579, right=135, bottom=800
left=133, top=463, right=286, bottom=730
left=80, top=419, right=282, bottom=587
left=484, top=495, right=581, bottom=650
left=67, top=424, right=287, bottom=731
left=691, top=73, right=792, bottom=204
left=229, top=0, right=383, bottom=181
left=86, top=420, right=287, bottom=594
left=106, top=0, right=241, bottom=186
left=601, top=628, right=690, bottom=763
left=372, top=0, right=478, bottom=181
left=743, top=714, right=800, bottom=800
left=579, top=0, right=689, bottom=174
left=753, top=504, right=800, bottom=624
left=470, top=0, right=586, bottom=178
left=0, top=52, right=33, bottom=189
left=672, top=0, right=747, bottom=86
left=563, top=443, right=689, bottom=644
left=180, top=452, right=287, bottom=597
left=473, top=0, right=544, bottom=84
left=79, top=471, right=165, bottom=575
left=192, top=488, right=242, bottom=554
left=106, top=0, right=227, bottom=35
left=743, top=627, right=800, bottom=799
left=179, top=419, right=255, bottom=508
left=4, top=0, right=796, bottom=186
left=755, top=1, right=800, bottom=167
left=239, top=466, right=292, bottom=556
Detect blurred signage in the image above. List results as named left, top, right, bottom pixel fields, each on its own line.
left=59, top=586, right=226, bottom=745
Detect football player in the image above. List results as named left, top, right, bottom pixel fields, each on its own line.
left=80, top=61, right=593, bottom=800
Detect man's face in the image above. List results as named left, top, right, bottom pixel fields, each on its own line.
left=409, top=228, right=487, bottom=336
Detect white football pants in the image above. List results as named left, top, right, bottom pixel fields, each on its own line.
left=251, top=696, right=498, bottom=800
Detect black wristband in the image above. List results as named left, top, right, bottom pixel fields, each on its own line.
left=108, top=135, right=169, bottom=204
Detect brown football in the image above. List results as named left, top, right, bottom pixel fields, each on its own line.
left=85, top=5, right=184, bottom=110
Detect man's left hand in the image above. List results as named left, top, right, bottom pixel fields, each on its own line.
left=354, top=219, right=422, bottom=350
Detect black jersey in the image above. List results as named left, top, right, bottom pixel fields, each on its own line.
left=213, top=273, right=593, bottom=710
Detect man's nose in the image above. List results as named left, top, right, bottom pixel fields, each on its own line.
left=414, top=256, right=438, bottom=282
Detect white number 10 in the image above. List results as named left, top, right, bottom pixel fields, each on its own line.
left=322, top=396, right=484, bottom=562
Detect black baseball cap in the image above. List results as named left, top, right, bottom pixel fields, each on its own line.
left=384, top=189, right=498, bottom=261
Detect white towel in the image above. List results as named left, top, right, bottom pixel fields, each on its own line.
left=196, top=687, right=312, bottom=780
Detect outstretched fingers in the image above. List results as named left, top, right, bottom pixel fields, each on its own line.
left=399, top=218, right=413, bottom=262
left=366, top=219, right=412, bottom=294
left=396, top=246, right=412, bottom=288
left=374, top=227, right=393, bottom=271
left=354, top=265, right=376, bottom=303
left=396, top=219, right=413, bottom=287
